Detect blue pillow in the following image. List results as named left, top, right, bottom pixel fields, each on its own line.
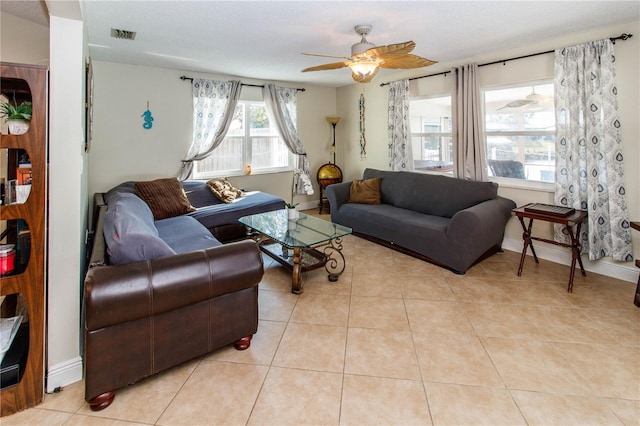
left=103, top=193, right=175, bottom=264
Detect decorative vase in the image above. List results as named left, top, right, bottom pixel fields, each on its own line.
left=287, top=207, right=297, bottom=220
left=8, top=119, right=29, bottom=135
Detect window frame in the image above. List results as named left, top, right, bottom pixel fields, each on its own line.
left=409, top=94, right=454, bottom=175
left=192, top=100, right=292, bottom=179
left=483, top=79, right=556, bottom=191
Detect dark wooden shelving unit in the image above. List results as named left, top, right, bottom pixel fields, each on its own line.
left=1, top=62, right=48, bottom=417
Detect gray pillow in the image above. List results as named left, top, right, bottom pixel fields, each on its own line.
left=103, top=193, right=175, bottom=264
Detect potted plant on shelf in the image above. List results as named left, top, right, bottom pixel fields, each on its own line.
left=0, top=100, right=32, bottom=135
left=285, top=169, right=314, bottom=219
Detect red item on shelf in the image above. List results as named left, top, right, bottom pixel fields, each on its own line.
left=0, top=244, right=16, bottom=275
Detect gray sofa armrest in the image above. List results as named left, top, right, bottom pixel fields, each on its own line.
left=326, top=181, right=351, bottom=212
left=447, top=196, right=516, bottom=241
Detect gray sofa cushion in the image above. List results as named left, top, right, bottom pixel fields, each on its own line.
left=155, top=216, right=222, bottom=253
left=363, top=168, right=498, bottom=218
left=103, top=193, right=176, bottom=264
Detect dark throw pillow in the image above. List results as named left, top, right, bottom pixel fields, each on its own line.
left=349, top=177, right=382, bottom=204
left=135, top=178, right=196, bottom=220
left=206, top=178, right=244, bottom=203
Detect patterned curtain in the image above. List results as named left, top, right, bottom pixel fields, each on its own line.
left=554, top=39, right=632, bottom=261
left=263, top=84, right=311, bottom=195
left=387, top=80, right=413, bottom=171
left=451, top=64, right=487, bottom=181
left=178, top=79, right=241, bottom=180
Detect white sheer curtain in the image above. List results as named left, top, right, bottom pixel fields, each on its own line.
left=554, top=39, right=632, bottom=261
left=451, top=64, right=487, bottom=181
left=263, top=83, right=311, bottom=195
left=178, top=79, right=241, bottom=180
left=387, top=79, right=414, bottom=171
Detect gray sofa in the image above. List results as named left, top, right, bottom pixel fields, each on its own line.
left=327, top=168, right=516, bottom=274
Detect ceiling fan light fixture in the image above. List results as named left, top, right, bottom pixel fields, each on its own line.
left=349, top=59, right=380, bottom=78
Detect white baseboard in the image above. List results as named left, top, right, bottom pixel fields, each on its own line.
left=298, top=200, right=320, bottom=212
left=297, top=206, right=637, bottom=283
left=46, top=356, right=83, bottom=393
left=502, top=237, right=638, bottom=283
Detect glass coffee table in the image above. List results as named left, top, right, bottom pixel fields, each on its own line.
left=239, top=210, right=352, bottom=294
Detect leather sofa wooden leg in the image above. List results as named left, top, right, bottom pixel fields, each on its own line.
left=233, top=335, right=253, bottom=350
left=88, top=391, right=115, bottom=411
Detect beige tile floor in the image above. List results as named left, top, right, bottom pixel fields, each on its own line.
left=4, top=211, right=640, bottom=425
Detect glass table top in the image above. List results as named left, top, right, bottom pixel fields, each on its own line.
left=239, top=209, right=352, bottom=248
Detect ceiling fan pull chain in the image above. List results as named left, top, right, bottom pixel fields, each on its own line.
left=359, top=92, right=367, bottom=159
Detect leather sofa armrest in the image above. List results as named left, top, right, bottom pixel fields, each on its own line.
left=84, top=239, right=263, bottom=331
left=446, top=197, right=516, bottom=240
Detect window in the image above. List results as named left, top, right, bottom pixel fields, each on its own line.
left=193, top=101, right=290, bottom=178
left=484, top=82, right=555, bottom=183
left=409, top=96, right=453, bottom=173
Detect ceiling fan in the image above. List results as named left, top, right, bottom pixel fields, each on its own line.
left=497, top=86, right=550, bottom=110
left=302, top=24, right=437, bottom=83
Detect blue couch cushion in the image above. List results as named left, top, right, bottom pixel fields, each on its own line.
left=155, top=216, right=222, bottom=253
left=104, top=181, right=137, bottom=205
left=105, top=180, right=285, bottom=239
left=181, top=180, right=225, bottom=208
left=187, top=190, right=286, bottom=229
left=362, top=168, right=498, bottom=218
left=103, top=193, right=176, bottom=265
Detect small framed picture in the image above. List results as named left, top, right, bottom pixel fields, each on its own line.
left=85, top=58, right=94, bottom=153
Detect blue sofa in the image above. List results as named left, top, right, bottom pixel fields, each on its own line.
left=103, top=180, right=285, bottom=248
left=327, top=168, right=516, bottom=274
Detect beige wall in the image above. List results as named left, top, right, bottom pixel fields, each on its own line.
left=337, top=20, right=640, bottom=281
left=88, top=62, right=337, bottom=208
left=0, top=12, right=49, bottom=65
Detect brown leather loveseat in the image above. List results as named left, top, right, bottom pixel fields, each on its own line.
left=83, top=191, right=264, bottom=411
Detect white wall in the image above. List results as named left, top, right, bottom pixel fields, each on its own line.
left=337, top=20, right=640, bottom=282
left=88, top=62, right=337, bottom=209
left=47, top=14, right=86, bottom=391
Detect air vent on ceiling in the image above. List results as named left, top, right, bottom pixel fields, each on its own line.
left=111, top=28, right=136, bottom=40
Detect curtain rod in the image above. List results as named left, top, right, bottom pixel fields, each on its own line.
left=379, top=33, right=633, bottom=87
left=179, top=75, right=305, bottom=92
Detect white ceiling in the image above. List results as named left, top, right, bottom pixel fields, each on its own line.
left=3, top=1, right=639, bottom=87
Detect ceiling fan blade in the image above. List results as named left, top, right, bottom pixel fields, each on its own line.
left=380, top=54, right=437, bottom=69
left=497, top=99, right=537, bottom=110
left=351, top=66, right=380, bottom=83
left=302, top=61, right=349, bottom=72
left=365, top=41, right=416, bottom=59
left=302, top=52, right=352, bottom=61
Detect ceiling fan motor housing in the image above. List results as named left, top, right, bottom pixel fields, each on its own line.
left=352, top=24, right=375, bottom=56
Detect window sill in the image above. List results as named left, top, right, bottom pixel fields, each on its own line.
left=194, top=167, right=292, bottom=180
left=490, top=176, right=554, bottom=192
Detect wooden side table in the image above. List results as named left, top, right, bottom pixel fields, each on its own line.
left=513, top=204, right=588, bottom=292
